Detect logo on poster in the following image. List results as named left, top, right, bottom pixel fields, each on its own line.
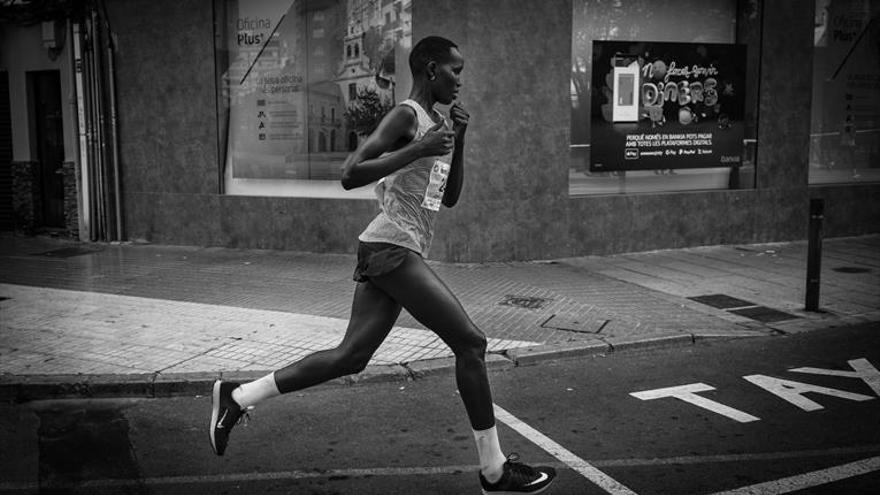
left=237, top=17, right=271, bottom=46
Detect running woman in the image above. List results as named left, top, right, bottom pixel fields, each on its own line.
left=210, top=36, right=556, bottom=494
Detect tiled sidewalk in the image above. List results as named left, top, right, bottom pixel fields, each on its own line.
left=560, top=235, right=880, bottom=333
left=0, top=284, right=537, bottom=375
left=0, top=234, right=877, bottom=399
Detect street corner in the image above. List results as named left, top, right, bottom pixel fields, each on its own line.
left=504, top=340, right=611, bottom=367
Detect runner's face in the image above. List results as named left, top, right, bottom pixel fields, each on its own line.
left=432, top=48, right=464, bottom=105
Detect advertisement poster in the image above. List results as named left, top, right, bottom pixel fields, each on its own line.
left=589, top=40, right=746, bottom=172
left=810, top=0, right=880, bottom=182
left=220, top=0, right=412, bottom=182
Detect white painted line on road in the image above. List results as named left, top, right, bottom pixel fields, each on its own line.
left=790, top=358, right=880, bottom=397
left=4, top=446, right=878, bottom=492
left=707, top=455, right=880, bottom=495
left=743, top=374, right=874, bottom=412
left=630, top=383, right=761, bottom=423
left=493, top=403, right=639, bottom=495
left=593, top=444, right=880, bottom=467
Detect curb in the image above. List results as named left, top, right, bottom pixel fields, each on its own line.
left=0, top=333, right=710, bottom=402
left=603, top=333, right=695, bottom=352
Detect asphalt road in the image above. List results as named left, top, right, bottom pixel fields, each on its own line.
left=3, top=323, right=879, bottom=494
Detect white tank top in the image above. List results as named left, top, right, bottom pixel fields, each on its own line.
left=358, top=99, right=453, bottom=256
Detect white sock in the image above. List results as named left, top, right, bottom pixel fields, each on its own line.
left=473, top=425, right=506, bottom=483
left=231, top=372, right=281, bottom=409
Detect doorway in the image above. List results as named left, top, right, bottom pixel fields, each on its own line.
left=28, top=70, right=65, bottom=229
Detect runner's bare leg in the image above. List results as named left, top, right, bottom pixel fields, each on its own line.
left=273, top=281, right=402, bottom=393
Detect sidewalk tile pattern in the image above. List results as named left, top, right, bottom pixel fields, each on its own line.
left=1, top=234, right=877, bottom=380
left=0, top=284, right=537, bottom=375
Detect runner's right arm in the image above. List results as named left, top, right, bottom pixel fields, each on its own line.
left=341, top=107, right=454, bottom=190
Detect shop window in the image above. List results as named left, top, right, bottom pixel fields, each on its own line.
left=570, top=0, right=753, bottom=196
left=214, top=0, right=412, bottom=198
left=809, top=0, right=880, bottom=185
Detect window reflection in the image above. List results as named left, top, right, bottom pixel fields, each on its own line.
left=570, top=0, right=745, bottom=196
left=809, top=0, right=880, bottom=185
left=216, top=0, right=412, bottom=198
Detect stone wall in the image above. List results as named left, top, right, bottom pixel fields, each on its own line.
left=11, top=161, right=38, bottom=234
left=10, top=160, right=80, bottom=237
left=62, top=161, right=78, bottom=237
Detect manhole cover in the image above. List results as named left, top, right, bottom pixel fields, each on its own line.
left=689, top=294, right=756, bottom=309
left=729, top=306, right=798, bottom=323
left=832, top=266, right=871, bottom=274
left=499, top=295, right=550, bottom=310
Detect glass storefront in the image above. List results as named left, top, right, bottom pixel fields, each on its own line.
left=809, top=0, right=880, bottom=185
left=214, top=0, right=412, bottom=198
left=569, top=0, right=754, bottom=196
left=211, top=0, right=878, bottom=200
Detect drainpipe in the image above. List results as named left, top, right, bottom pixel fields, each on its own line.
left=72, top=20, right=91, bottom=241
left=84, top=16, right=99, bottom=240
left=101, top=0, right=123, bottom=242
left=90, top=11, right=109, bottom=241
left=88, top=15, right=105, bottom=241
left=106, top=31, right=123, bottom=242
left=91, top=10, right=108, bottom=240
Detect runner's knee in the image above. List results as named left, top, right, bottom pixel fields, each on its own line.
left=453, top=328, right=488, bottom=361
left=333, top=346, right=373, bottom=375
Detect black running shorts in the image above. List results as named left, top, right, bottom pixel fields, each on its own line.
left=352, top=242, right=413, bottom=282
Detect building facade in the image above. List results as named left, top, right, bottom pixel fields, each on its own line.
left=1, top=0, right=878, bottom=261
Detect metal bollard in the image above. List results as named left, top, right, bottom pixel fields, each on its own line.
left=805, top=199, right=824, bottom=312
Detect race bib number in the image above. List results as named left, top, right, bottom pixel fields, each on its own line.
left=421, top=159, right=451, bottom=211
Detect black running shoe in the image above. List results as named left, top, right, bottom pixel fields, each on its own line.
left=479, top=453, right=556, bottom=494
left=209, top=380, right=247, bottom=456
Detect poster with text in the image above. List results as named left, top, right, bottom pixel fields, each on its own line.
left=221, top=0, right=412, bottom=181
left=589, top=40, right=746, bottom=172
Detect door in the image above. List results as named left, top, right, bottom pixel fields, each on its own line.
left=30, top=70, right=65, bottom=229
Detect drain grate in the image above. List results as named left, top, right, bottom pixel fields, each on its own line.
left=728, top=306, right=798, bottom=323
left=499, top=295, right=551, bottom=310
left=832, top=266, right=871, bottom=274
left=688, top=294, right=755, bottom=309
left=690, top=293, right=798, bottom=324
